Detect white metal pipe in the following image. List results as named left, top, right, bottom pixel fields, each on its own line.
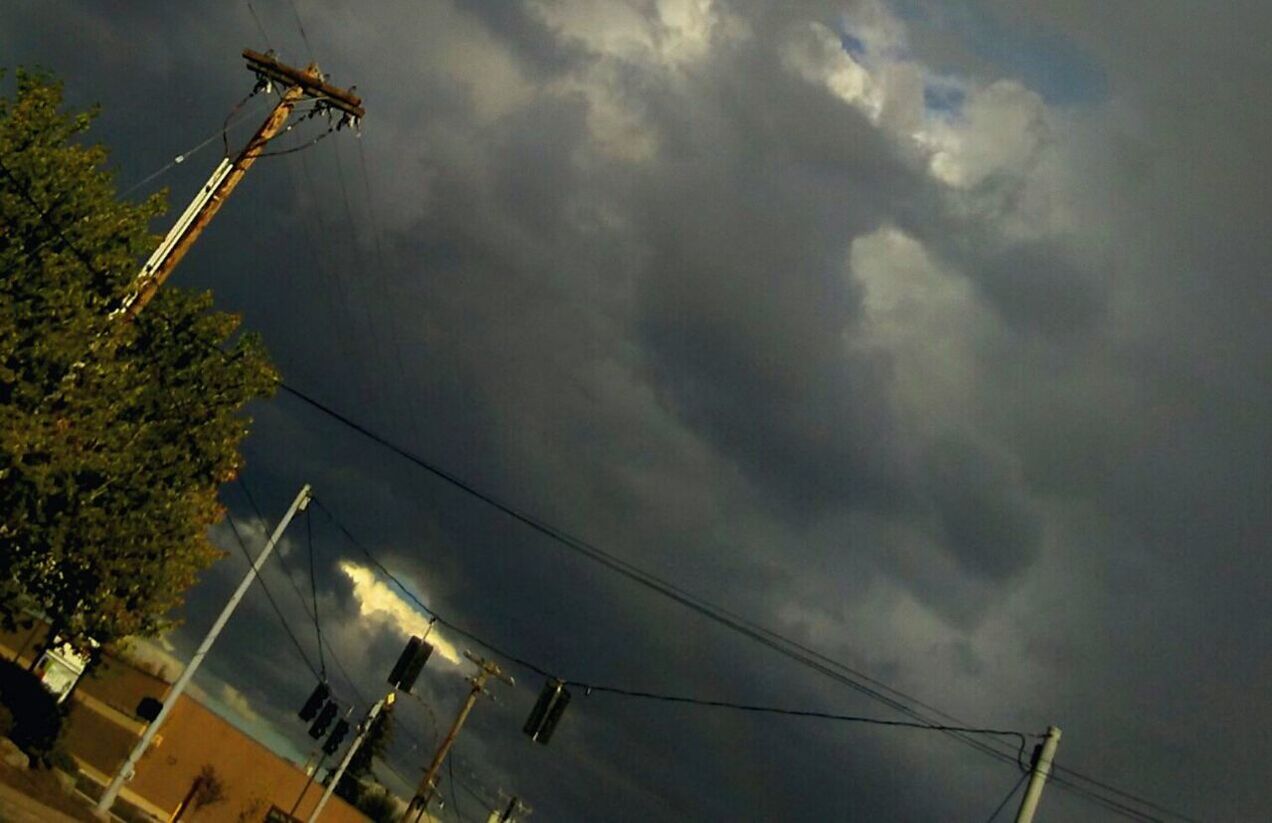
left=94, top=484, right=312, bottom=816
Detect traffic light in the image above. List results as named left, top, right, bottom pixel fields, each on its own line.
left=322, top=718, right=350, bottom=756
left=136, top=697, right=163, bottom=723
left=524, top=678, right=571, bottom=744
left=309, top=699, right=338, bottom=739
left=299, top=682, right=330, bottom=722
left=387, top=635, right=433, bottom=692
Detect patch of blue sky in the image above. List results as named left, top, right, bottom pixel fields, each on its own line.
left=889, top=0, right=1107, bottom=105
left=839, top=30, right=867, bottom=60
left=923, top=77, right=967, bottom=116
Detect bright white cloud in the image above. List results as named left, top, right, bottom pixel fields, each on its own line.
left=780, top=7, right=1060, bottom=198
left=849, top=226, right=990, bottom=433
left=338, top=561, right=462, bottom=666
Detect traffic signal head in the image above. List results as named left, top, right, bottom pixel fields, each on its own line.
left=299, top=682, right=330, bottom=722
left=309, top=699, right=338, bottom=739
left=388, top=635, right=434, bottom=692
left=322, top=718, right=350, bottom=755
left=524, top=678, right=571, bottom=744
left=136, top=697, right=163, bottom=723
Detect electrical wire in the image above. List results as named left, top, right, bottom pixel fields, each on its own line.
left=306, top=508, right=327, bottom=680
left=310, top=497, right=1032, bottom=752
left=221, top=509, right=320, bottom=679
left=244, top=0, right=272, bottom=50
left=984, top=769, right=1028, bottom=822
left=286, top=0, right=315, bottom=63
left=1051, top=764, right=1201, bottom=823
left=1, top=120, right=1201, bottom=823
left=236, top=478, right=370, bottom=709
left=290, top=390, right=1031, bottom=775
left=311, top=494, right=1188, bottom=822
left=1047, top=772, right=1164, bottom=822
left=447, top=753, right=463, bottom=823
left=117, top=95, right=269, bottom=199
left=257, top=126, right=335, bottom=157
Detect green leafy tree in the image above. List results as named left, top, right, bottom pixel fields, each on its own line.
left=0, top=70, right=277, bottom=654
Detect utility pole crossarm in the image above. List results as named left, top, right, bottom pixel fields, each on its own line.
left=404, top=652, right=512, bottom=822
left=243, top=49, right=365, bottom=119
left=122, top=48, right=363, bottom=319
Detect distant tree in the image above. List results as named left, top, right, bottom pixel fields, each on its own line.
left=0, top=70, right=276, bottom=655
left=335, top=700, right=395, bottom=807
left=173, top=764, right=225, bottom=821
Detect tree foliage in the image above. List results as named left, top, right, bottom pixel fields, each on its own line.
left=0, top=657, right=64, bottom=762
left=0, top=70, right=277, bottom=652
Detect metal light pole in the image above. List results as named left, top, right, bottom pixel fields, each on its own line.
left=308, top=692, right=396, bottom=822
left=94, top=484, right=312, bottom=816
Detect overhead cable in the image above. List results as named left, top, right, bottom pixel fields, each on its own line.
left=287, top=387, right=1030, bottom=773
left=311, top=497, right=1032, bottom=758
left=236, top=478, right=369, bottom=708
left=222, top=509, right=320, bottom=680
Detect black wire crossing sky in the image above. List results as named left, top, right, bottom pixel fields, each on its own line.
left=7, top=0, right=1262, bottom=818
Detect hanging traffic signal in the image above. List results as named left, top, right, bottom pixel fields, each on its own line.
left=524, top=678, right=571, bottom=744
left=299, top=682, right=330, bottom=722
left=388, top=635, right=433, bottom=693
left=322, top=718, right=350, bottom=756
left=309, top=699, right=338, bottom=739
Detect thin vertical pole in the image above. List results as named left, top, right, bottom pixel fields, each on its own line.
left=308, top=693, right=393, bottom=822
left=1015, top=725, right=1062, bottom=823
left=94, top=484, right=312, bottom=816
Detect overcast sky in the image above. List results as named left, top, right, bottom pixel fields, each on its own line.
left=5, top=1, right=1269, bottom=820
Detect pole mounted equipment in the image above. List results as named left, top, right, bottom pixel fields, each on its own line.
left=322, top=718, right=350, bottom=756
left=119, top=49, right=364, bottom=319
left=309, top=699, right=338, bottom=739
left=388, top=634, right=434, bottom=693
left=299, top=682, right=330, bottom=722
left=524, top=678, right=571, bottom=745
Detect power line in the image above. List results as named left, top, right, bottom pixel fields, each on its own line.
left=118, top=94, right=270, bottom=199
left=286, top=0, right=315, bottom=62
left=287, top=387, right=1030, bottom=772
left=447, top=753, right=463, bottom=823
left=2, top=119, right=1200, bottom=823
left=244, top=1, right=272, bottom=50
left=257, top=124, right=335, bottom=157
left=310, top=497, right=1032, bottom=752
left=221, top=509, right=319, bottom=680
left=984, top=770, right=1029, bottom=822
left=305, top=508, right=327, bottom=680
left=1047, top=772, right=1163, bottom=822
left=309, top=494, right=1192, bottom=822
left=236, top=478, right=370, bottom=709
left=1052, top=764, right=1201, bottom=823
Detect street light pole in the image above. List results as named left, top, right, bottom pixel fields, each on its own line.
left=94, top=484, right=312, bottom=817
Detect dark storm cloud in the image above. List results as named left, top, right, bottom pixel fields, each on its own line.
left=5, top=0, right=1269, bottom=820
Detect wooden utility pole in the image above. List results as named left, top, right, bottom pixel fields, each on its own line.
left=121, top=49, right=364, bottom=318
left=405, top=651, right=513, bottom=823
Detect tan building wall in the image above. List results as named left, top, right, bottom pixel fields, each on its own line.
left=0, top=626, right=367, bottom=822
